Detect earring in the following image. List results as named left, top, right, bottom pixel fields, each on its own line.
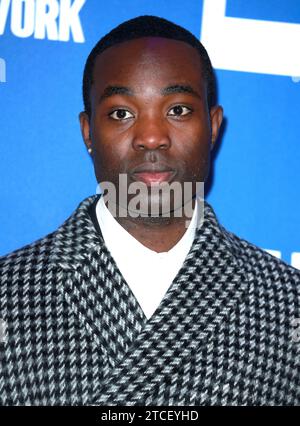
left=88, top=147, right=92, bottom=154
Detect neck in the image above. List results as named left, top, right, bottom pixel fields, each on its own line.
left=112, top=201, right=196, bottom=253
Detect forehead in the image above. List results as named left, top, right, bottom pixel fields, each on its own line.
left=92, top=37, right=205, bottom=91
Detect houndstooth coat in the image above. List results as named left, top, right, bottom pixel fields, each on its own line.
left=0, top=195, right=299, bottom=405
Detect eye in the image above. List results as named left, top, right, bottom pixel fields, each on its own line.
left=167, top=105, right=192, bottom=117
left=109, top=109, right=134, bottom=120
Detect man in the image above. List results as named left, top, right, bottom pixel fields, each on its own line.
left=0, top=16, right=299, bottom=406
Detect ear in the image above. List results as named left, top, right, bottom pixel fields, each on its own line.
left=209, top=105, right=223, bottom=150
left=79, top=112, right=92, bottom=154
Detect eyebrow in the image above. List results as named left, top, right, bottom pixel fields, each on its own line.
left=98, top=84, right=202, bottom=104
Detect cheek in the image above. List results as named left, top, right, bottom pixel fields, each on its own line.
left=91, top=129, right=131, bottom=181
left=173, top=126, right=211, bottom=181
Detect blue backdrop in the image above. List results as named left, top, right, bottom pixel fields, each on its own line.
left=0, top=0, right=299, bottom=268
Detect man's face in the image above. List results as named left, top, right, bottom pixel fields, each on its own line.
left=79, top=37, right=223, bottom=216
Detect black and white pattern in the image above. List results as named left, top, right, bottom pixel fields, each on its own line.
left=0, top=195, right=299, bottom=405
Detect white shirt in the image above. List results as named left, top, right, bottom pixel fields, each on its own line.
left=96, top=196, right=199, bottom=319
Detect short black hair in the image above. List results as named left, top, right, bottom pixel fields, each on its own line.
left=82, top=15, right=216, bottom=118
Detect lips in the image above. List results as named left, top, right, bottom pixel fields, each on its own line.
left=132, top=171, right=176, bottom=185
left=130, top=162, right=176, bottom=185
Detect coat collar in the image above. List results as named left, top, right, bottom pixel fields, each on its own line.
left=49, top=195, right=103, bottom=270
left=49, top=194, right=240, bottom=271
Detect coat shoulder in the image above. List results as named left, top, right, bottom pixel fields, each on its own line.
left=222, top=225, right=300, bottom=287
left=0, top=195, right=98, bottom=276
left=0, top=231, right=57, bottom=273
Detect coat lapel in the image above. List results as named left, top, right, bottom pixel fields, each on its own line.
left=49, top=196, right=147, bottom=372
left=49, top=196, right=249, bottom=404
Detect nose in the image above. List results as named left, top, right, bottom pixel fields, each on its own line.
left=132, top=116, right=171, bottom=151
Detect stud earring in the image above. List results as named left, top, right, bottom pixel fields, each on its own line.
left=88, top=147, right=92, bottom=154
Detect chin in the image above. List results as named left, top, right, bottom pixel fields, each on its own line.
left=126, top=192, right=186, bottom=219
